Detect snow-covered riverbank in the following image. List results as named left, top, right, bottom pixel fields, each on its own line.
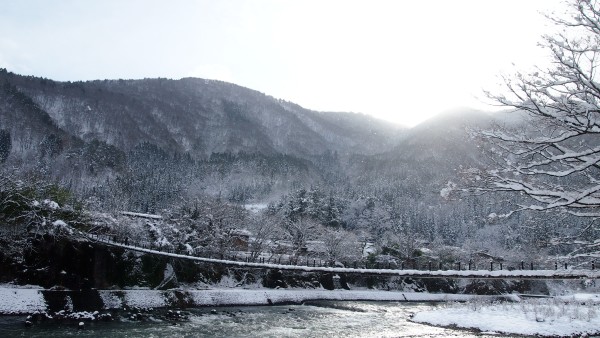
left=0, top=286, right=503, bottom=314
left=98, top=288, right=493, bottom=310
left=412, top=294, right=600, bottom=337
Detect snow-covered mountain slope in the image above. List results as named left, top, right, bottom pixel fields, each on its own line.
left=0, top=70, right=404, bottom=160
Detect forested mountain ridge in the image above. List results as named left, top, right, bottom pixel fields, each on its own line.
left=0, top=69, right=404, bottom=161
left=0, top=68, right=511, bottom=225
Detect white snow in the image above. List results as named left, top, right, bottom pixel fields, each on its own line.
left=43, top=199, right=59, bottom=210
left=412, top=296, right=600, bottom=336
left=120, top=290, right=168, bottom=308
left=51, top=220, right=73, bottom=235
left=440, top=181, right=456, bottom=199
left=98, top=291, right=122, bottom=310
left=0, top=288, right=47, bottom=314
left=121, top=211, right=163, bottom=220
left=362, top=242, right=376, bottom=257
left=96, top=289, right=483, bottom=310
left=243, top=203, right=268, bottom=213
left=52, top=220, right=67, bottom=227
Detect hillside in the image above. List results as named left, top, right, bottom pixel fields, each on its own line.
left=0, top=70, right=405, bottom=161
left=0, top=69, right=512, bottom=216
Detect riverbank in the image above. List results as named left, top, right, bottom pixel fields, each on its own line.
left=0, top=285, right=510, bottom=314
left=412, top=293, right=600, bottom=337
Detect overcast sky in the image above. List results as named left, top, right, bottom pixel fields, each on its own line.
left=0, top=0, right=566, bottom=126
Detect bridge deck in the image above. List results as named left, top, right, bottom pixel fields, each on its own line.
left=88, top=236, right=600, bottom=280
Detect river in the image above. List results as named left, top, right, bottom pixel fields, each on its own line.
left=0, top=301, right=499, bottom=337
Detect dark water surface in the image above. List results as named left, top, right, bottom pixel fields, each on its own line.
left=0, top=301, right=500, bottom=337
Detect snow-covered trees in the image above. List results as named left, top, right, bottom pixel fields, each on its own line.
left=0, top=130, right=10, bottom=163
left=480, top=0, right=600, bottom=257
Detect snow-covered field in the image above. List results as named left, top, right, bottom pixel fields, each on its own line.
left=412, top=294, right=600, bottom=337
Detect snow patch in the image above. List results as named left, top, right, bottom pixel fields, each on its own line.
left=0, top=288, right=47, bottom=314
left=51, top=220, right=73, bottom=235
left=412, top=298, right=600, bottom=337
left=121, top=290, right=168, bottom=308
left=43, top=199, right=59, bottom=209
left=243, top=203, right=268, bottom=213
left=121, top=211, right=163, bottom=220
left=440, top=181, right=457, bottom=199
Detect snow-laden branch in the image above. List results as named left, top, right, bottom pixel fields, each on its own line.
left=473, top=0, right=600, bottom=258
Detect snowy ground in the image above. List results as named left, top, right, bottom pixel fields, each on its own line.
left=0, top=284, right=46, bottom=314
left=412, top=294, right=600, bottom=337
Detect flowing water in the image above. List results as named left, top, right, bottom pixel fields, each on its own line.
left=0, top=301, right=500, bottom=337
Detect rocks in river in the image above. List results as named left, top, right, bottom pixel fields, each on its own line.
left=205, top=309, right=242, bottom=318
left=27, top=311, right=52, bottom=321
left=126, top=307, right=190, bottom=322
left=128, top=313, right=145, bottom=321
left=165, top=309, right=190, bottom=321
left=22, top=309, right=113, bottom=327
left=125, top=306, right=155, bottom=321
left=97, top=313, right=113, bottom=321
left=78, top=321, right=85, bottom=329
left=53, top=309, right=113, bottom=322
left=281, top=308, right=296, bottom=314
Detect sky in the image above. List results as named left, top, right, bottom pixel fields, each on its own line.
left=0, top=0, right=566, bottom=127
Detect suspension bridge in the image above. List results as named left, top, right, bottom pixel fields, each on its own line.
left=86, top=234, right=600, bottom=280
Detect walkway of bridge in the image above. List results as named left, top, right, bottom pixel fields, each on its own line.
left=86, top=234, right=600, bottom=280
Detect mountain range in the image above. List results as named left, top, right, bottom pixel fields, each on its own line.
left=0, top=68, right=504, bottom=211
